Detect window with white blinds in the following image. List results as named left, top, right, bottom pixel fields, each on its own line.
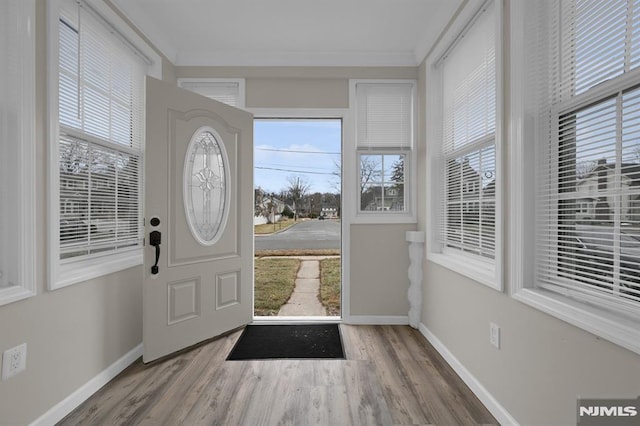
left=178, top=79, right=245, bottom=108
left=57, top=0, right=145, bottom=263
left=353, top=81, right=414, bottom=216
left=356, top=83, right=413, bottom=149
left=439, top=0, right=498, bottom=263
left=538, top=0, right=640, bottom=311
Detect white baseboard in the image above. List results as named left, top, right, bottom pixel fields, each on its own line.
left=418, top=323, right=519, bottom=426
left=344, top=315, right=409, bottom=325
left=30, top=343, right=143, bottom=426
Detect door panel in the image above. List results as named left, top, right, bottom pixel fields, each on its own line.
left=143, top=77, right=253, bottom=362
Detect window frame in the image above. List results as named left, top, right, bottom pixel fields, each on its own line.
left=47, top=0, right=161, bottom=290
left=357, top=151, right=410, bottom=214
left=510, top=0, right=640, bottom=355
left=0, top=0, right=36, bottom=306
left=349, top=79, right=417, bottom=224
left=425, top=0, right=503, bottom=291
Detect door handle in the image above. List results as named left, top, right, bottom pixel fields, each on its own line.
left=149, top=230, right=161, bottom=275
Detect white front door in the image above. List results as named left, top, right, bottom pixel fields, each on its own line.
left=143, top=77, right=253, bottom=362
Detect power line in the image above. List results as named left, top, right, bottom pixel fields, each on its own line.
left=255, top=166, right=336, bottom=175
left=256, top=162, right=337, bottom=171
left=257, top=147, right=341, bottom=155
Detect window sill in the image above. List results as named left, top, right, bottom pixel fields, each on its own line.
left=427, top=251, right=501, bottom=291
left=352, top=213, right=417, bottom=225
left=51, top=248, right=143, bottom=290
left=0, top=286, right=36, bottom=307
left=513, top=287, right=640, bottom=356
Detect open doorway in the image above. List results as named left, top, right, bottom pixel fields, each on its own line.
left=253, top=118, right=342, bottom=319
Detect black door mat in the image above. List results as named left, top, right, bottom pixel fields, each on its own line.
left=227, top=324, right=345, bottom=360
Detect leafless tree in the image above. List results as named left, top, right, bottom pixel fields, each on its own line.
left=360, top=156, right=381, bottom=192
left=332, top=156, right=382, bottom=194
left=576, top=160, right=597, bottom=179
left=285, top=175, right=311, bottom=218
left=285, top=175, right=311, bottom=199
left=330, top=159, right=342, bottom=192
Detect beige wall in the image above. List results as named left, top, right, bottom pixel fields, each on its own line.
left=247, top=78, right=348, bottom=109
left=417, top=2, right=640, bottom=424
left=349, top=225, right=413, bottom=316
left=423, top=263, right=640, bottom=424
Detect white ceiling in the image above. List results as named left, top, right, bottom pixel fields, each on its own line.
left=111, top=0, right=463, bottom=67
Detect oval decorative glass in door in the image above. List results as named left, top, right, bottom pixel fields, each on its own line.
left=183, top=127, right=230, bottom=246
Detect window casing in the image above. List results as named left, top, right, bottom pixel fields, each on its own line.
left=427, top=0, right=502, bottom=290
left=511, top=0, right=640, bottom=354
left=0, top=0, right=35, bottom=305
left=48, top=0, right=160, bottom=289
left=352, top=80, right=416, bottom=222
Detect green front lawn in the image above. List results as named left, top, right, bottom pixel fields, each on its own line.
left=254, top=218, right=296, bottom=235
left=319, top=258, right=341, bottom=316
left=253, top=257, right=300, bottom=316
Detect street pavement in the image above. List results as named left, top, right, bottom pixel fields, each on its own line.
left=255, top=219, right=340, bottom=251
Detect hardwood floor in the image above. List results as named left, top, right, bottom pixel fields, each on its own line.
left=58, top=325, right=498, bottom=425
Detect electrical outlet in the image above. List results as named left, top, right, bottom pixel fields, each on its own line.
left=2, top=343, right=27, bottom=380
left=489, top=323, right=500, bottom=349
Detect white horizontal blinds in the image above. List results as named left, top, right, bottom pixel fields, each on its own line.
left=59, top=136, right=141, bottom=259
left=441, top=1, right=496, bottom=153
left=444, top=146, right=496, bottom=258
left=59, top=1, right=145, bottom=149
left=557, top=0, right=640, bottom=100
left=58, top=0, right=145, bottom=260
left=356, top=83, right=413, bottom=149
left=179, top=81, right=241, bottom=107
left=618, top=87, right=640, bottom=302
left=538, top=0, right=640, bottom=309
left=440, top=0, right=496, bottom=259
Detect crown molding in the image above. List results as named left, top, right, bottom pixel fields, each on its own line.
left=174, top=49, right=418, bottom=67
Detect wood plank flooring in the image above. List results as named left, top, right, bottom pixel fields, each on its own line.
left=58, top=325, right=498, bottom=426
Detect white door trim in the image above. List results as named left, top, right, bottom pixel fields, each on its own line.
left=249, top=108, right=350, bottom=321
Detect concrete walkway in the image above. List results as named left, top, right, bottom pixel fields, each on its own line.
left=277, top=259, right=327, bottom=316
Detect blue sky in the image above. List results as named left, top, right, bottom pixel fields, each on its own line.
left=254, top=119, right=342, bottom=194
